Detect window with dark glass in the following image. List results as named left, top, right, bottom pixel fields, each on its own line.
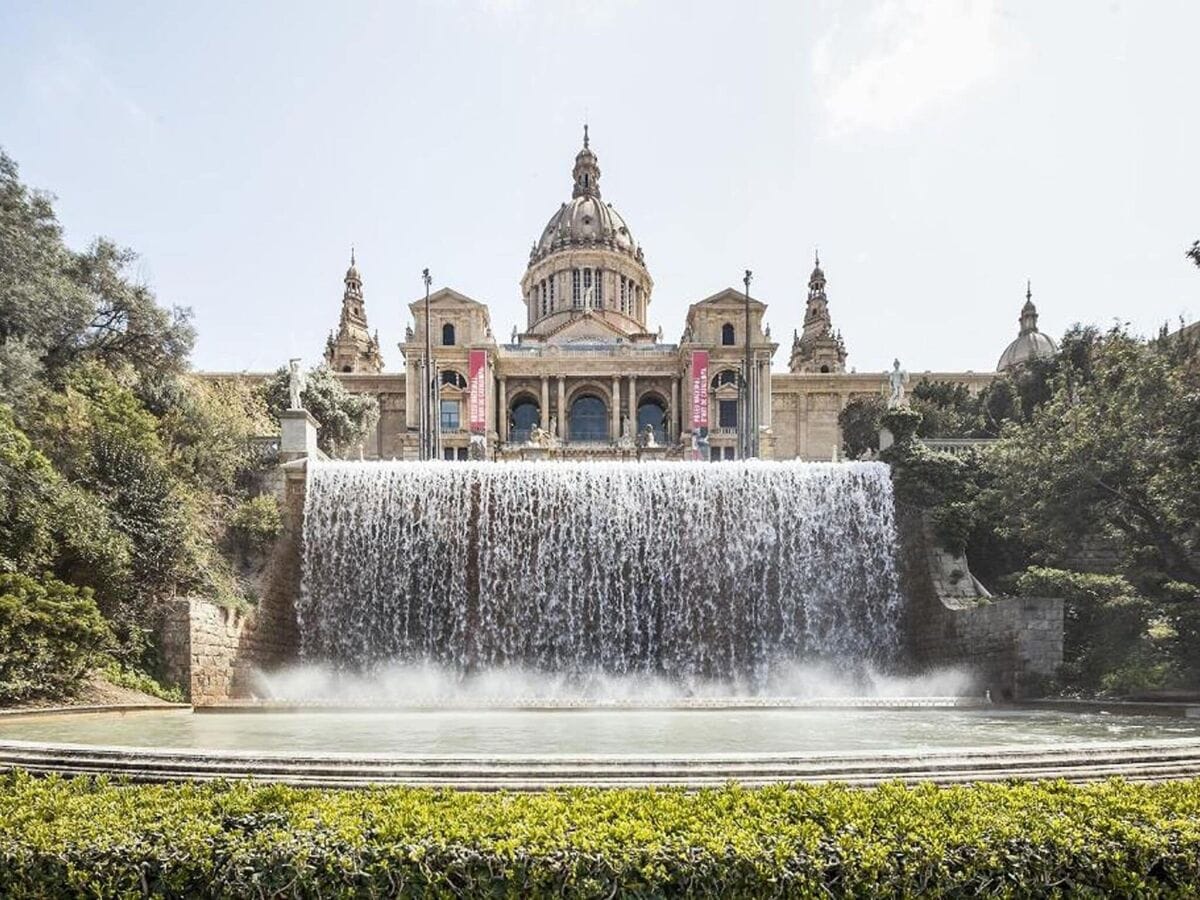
left=440, top=370, right=468, bottom=389
left=721, top=322, right=735, bottom=345
left=442, top=323, right=456, bottom=346
left=637, top=397, right=667, bottom=444
left=572, top=269, right=581, bottom=307
left=718, top=399, right=738, bottom=428
left=440, top=399, right=460, bottom=430
left=568, top=394, right=608, bottom=441
left=510, top=398, right=539, bottom=442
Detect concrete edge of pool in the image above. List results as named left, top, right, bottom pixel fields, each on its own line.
left=4, top=734, right=1200, bottom=788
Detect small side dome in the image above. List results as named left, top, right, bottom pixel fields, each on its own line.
left=997, top=281, right=1057, bottom=371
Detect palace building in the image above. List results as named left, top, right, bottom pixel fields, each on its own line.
left=317, top=129, right=1055, bottom=461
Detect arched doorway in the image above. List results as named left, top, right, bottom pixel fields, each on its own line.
left=510, top=396, right=540, bottom=442
left=568, top=394, right=608, bottom=442
left=636, top=395, right=667, bottom=444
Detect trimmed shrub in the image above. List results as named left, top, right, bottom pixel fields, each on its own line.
left=1, top=775, right=1200, bottom=896
left=99, top=662, right=183, bottom=703
left=0, top=573, right=112, bottom=703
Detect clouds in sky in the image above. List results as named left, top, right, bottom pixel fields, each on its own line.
left=814, top=0, right=1027, bottom=136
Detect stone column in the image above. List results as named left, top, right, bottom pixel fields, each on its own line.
left=628, top=374, right=637, bottom=425
left=611, top=375, right=620, bottom=438
left=498, top=377, right=508, bottom=442
left=540, top=376, right=550, bottom=430
left=671, top=377, right=680, bottom=441
left=557, top=376, right=566, bottom=439
left=760, top=361, right=772, bottom=427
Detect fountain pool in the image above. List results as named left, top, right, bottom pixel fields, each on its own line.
left=3, top=706, right=1199, bottom=755
left=3, top=704, right=1200, bottom=787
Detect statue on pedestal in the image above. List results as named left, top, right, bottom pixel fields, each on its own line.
left=287, top=358, right=307, bottom=410
left=887, top=358, right=907, bottom=408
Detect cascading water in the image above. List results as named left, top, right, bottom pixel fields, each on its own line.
left=298, top=460, right=904, bottom=693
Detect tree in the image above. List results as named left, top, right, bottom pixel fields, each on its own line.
left=259, top=365, right=379, bottom=457
left=838, top=395, right=885, bottom=458
left=0, top=151, right=194, bottom=395
left=986, top=328, right=1200, bottom=587
left=1188, top=240, right=1200, bottom=270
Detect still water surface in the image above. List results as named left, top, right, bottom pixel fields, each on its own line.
left=2, top=707, right=1198, bottom=756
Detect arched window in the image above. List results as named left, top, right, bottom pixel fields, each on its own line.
left=721, top=322, right=735, bottom=346
left=440, top=370, right=467, bottom=389
left=341, top=365, right=352, bottom=373
left=711, top=369, right=739, bottom=389
left=510, top=398, right=540, bottom=442
left=568, top=394, right=608, bottom=442
left=636, top=396, right=667, bottom=444
left=442, top=323, right=456, bottom=346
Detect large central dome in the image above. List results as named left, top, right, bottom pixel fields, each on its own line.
left=528, top=126, right=644, bottom=267
left=519, top=128, right=655, bottom=343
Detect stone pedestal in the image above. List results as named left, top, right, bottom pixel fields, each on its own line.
left=280, top=409, right=320, bottom=461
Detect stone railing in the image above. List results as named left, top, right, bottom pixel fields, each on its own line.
left=918, top=437, right=998, bottom=455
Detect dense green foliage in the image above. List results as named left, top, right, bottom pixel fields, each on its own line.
left=897, top=324, right=1200, bottom=693
left=0, top=574, right=112, bottom=703
left=1, top=774, right=1199, bottom=897
left=837, top=395, right=884, bottom=458
left=1014, top=567, right=1179, bottom=694
left=0, top=149, right=367, bottom=699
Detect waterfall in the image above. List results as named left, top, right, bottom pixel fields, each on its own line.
left=298, top=460, right=903, bottom=690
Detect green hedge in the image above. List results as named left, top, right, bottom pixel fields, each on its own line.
left=2, top=774, right=1200, bottom=897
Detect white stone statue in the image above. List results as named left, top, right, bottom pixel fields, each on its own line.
left=887, top=358, right=907, bottom=408
left=640, top=423, right=658, bottom=448
left=583, top=285, right=595, bottom=309
left=510, top=325, right=518, bottom=344
left=548, top=415, right=557, bottom=438
left=287, top=358, right=306, bottom=410
left=621, top=414, right=632, bottom=441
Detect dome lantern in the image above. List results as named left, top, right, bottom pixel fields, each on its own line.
left=572, top=124, right=601, bottom=199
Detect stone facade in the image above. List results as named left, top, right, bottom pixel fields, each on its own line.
left=202, top=130, right=1035, bottom=463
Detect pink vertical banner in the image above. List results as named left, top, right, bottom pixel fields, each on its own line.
left=691, top=350, right=709, bottom=431
left=690, top=350, right=710, bottom=461
left=468, top=349, right=487, bottom=433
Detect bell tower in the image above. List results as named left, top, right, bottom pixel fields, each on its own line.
left=324, top=248, right=384, bottom=373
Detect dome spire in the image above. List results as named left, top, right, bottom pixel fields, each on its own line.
left=572, top=126, right=601, bottom=199
left=1020, top=279, right=1039, bottom=335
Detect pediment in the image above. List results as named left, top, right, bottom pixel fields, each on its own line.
left=543, top=311, right=636, bottom=344
left=407, top=287, right=487, bottom=313
left=691, top=287, right=766, bottom=310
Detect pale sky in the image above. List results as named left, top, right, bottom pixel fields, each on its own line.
left=2, top=0, right=1197, bottom=374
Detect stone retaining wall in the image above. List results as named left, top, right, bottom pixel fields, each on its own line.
left=897, top=504, right=1063, bottom=700
left=160, top=461, right=305, bottom=705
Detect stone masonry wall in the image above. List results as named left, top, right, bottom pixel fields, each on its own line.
left=897, top=504, right=1063, bottom=700
left=160, top=460, right=305, bottom=705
